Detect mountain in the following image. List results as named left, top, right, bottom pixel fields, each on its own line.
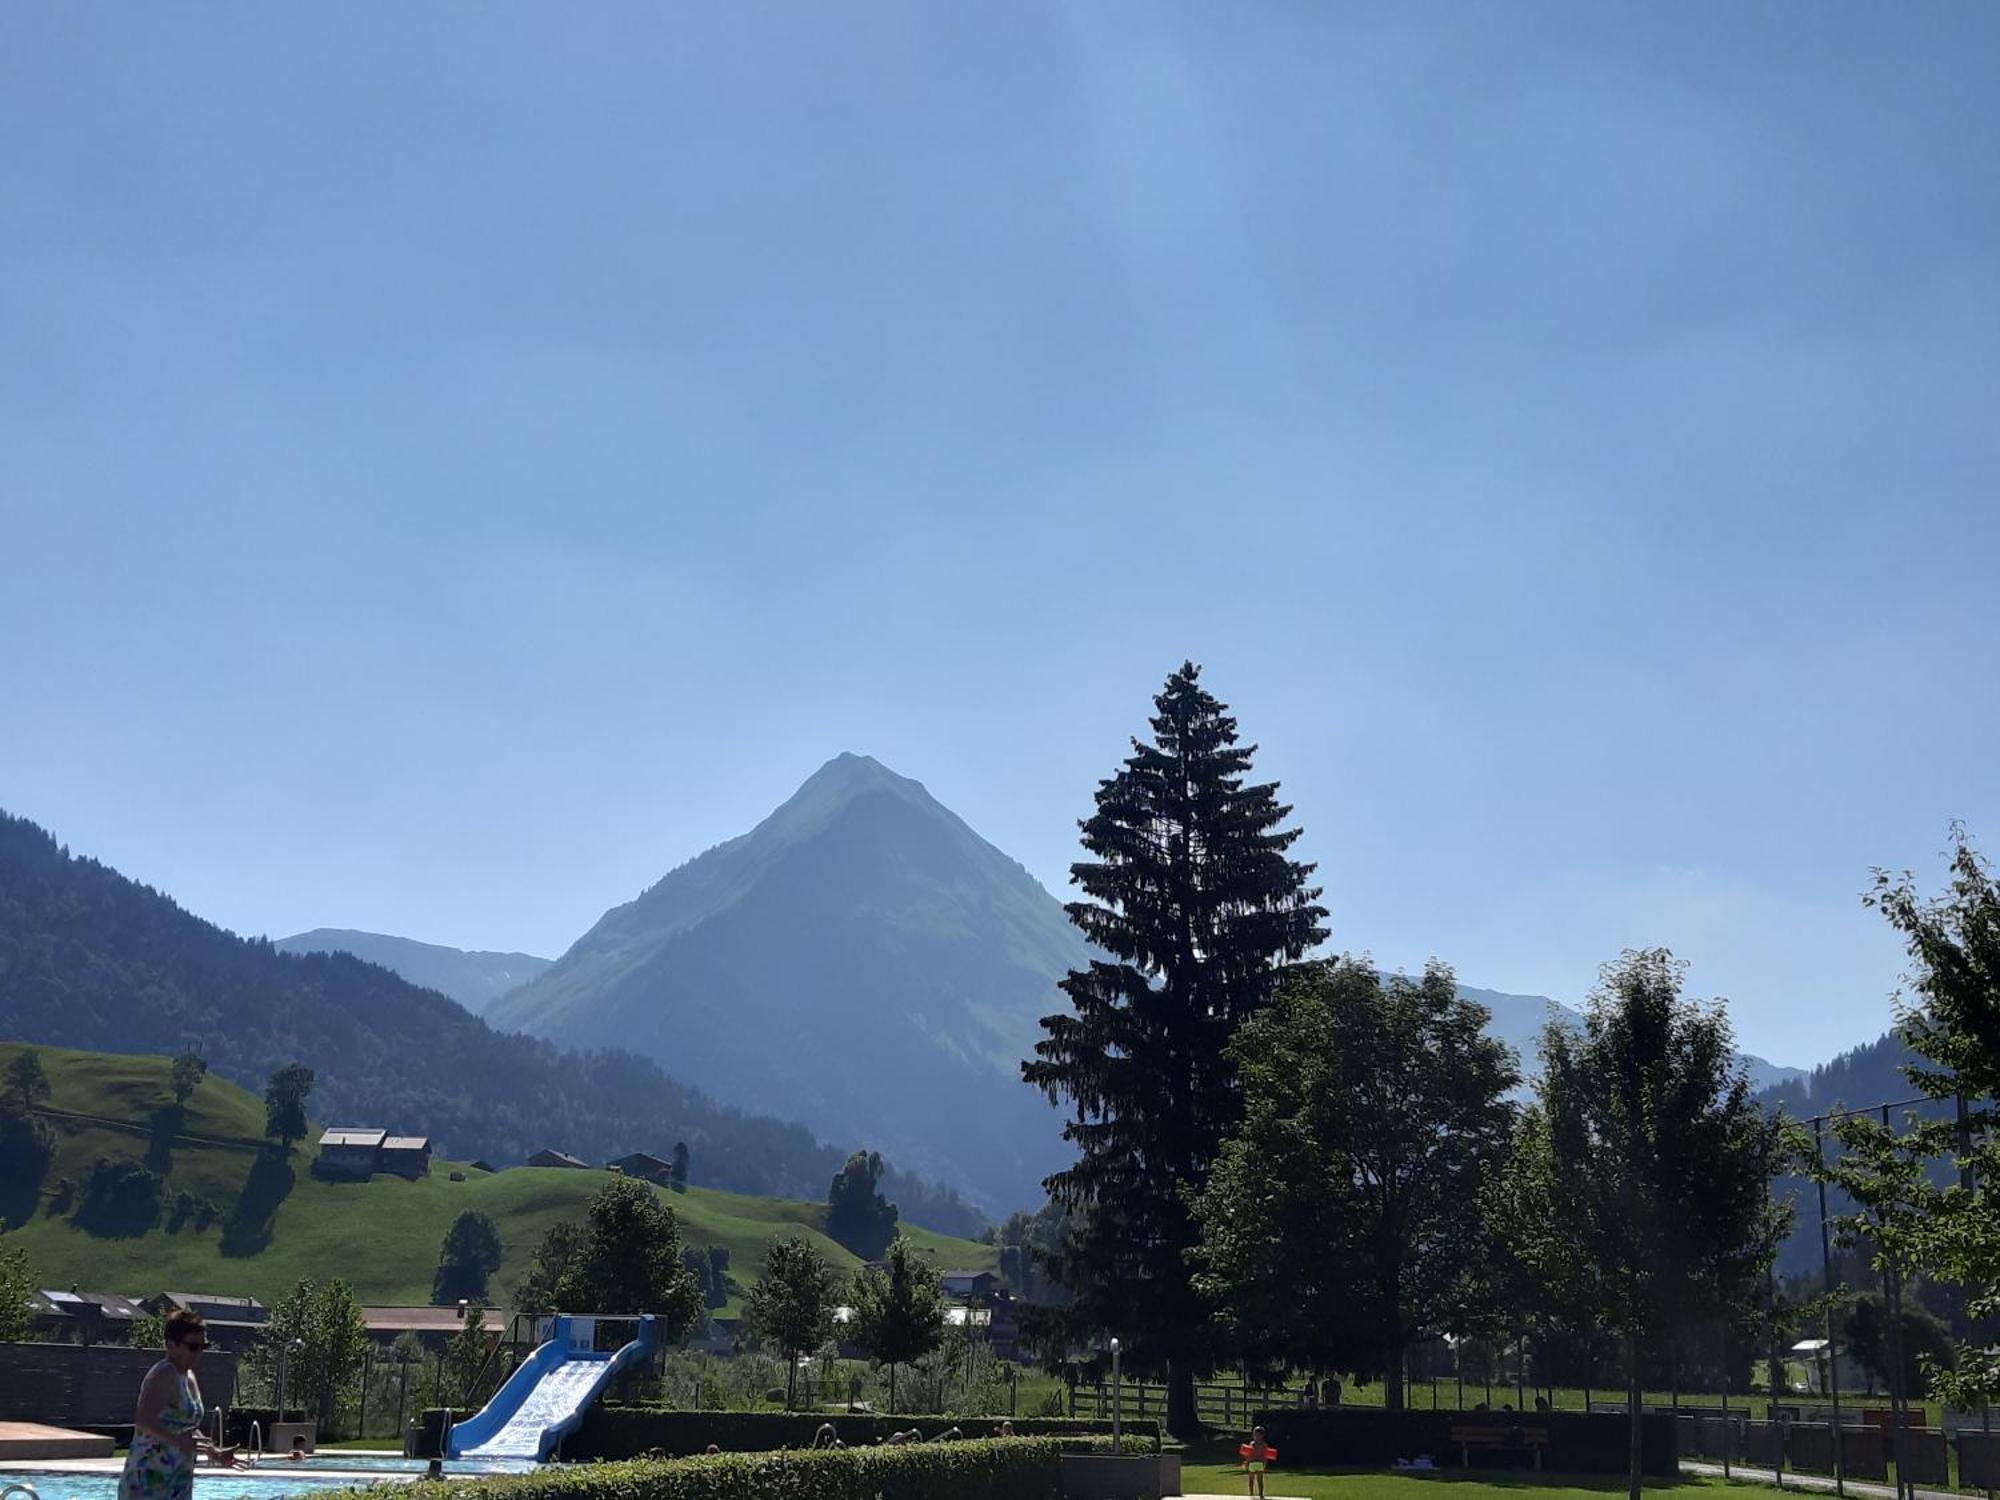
left=489, top=753, right=1091, bottom=1213
left=1454, top=981, right=1806, bottom=1094
left=275, top=928, right=551, bottom=1014
left=0, top=808, right=980, bottom=1232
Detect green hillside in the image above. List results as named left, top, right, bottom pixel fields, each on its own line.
left=0, top=1043, right=996, bottom=1313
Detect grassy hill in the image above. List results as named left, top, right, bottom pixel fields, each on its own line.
left=0, top=1043, right=996, bottom=1313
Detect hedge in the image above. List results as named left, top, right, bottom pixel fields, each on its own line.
left=343, top=1438, right=1069, bottom=1500
left=1253, top=1408, right=1678, bottom=1478
left=572, top=1408, right=1161, bottom=1460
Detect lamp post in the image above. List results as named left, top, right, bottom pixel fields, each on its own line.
left=277, top=1337, right=305, bottom=1421
left=1109, top=1338, right=1122, bottom=1449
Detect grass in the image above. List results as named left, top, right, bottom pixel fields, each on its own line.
left=1177, top=1439, right=1739, bottom=1500
left=0, top=1041, right=997, bottom=1309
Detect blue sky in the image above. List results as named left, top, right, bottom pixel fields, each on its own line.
left=3, top=4, right=1995, bottom=1070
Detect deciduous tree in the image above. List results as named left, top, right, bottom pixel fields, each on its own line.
left=5, top=1050, right=50, bottom=1114
left=263, top=1063, right=314, bottom=1151
left=850, top=1234, right=944, bottom=1412
left=170, top=1048, right=207, bottom=1108
left=1024, top=662, right=1326, bottom=1436
left=1193, top=959, right=1518, bottom=1407
left=743, top=1236, right=840, bottom=1407
left=826, top=1150, right=898, bottom=1259
left=1495, top=950, right=1782, bottom=1500
left=432, top=1209, right=504, bottom=1305
left=553, top=1176, right=702, bottom=1340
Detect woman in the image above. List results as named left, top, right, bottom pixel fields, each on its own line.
left=120, top=1310, right=240, bottom=1500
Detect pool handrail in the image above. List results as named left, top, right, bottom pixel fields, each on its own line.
left=3, top=1483, right=44, bottom=1500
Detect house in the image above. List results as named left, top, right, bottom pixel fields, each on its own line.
left=30, top=1289, right=145, bottom=1345
left=361, top=1304, right=511, bottom=1353
left=316, top=1127, right=387, bottom=1179
left=314, top=1127, right=433, bottom=1181
left=380, top=1135, right=432, bottom=1179
left=469, top=1160, right=497, bottom=1174
left=605, top=1151, right=675, bottom=1185
left=527, top=1148, right=589, bottom=1169
left=150, top=1292, right=268, bottom=1352
left=940, top=1270, right=999, bottom=1302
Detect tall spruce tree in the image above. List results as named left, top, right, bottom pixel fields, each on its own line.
left=1023, top=661, right=1326, bottom=1436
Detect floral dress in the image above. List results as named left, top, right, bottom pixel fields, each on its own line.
left=120, top=1363, right=204, bottom=1500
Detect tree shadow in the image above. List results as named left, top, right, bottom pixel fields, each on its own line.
left=147, top=1105, right=184, bottom=1176
left=0, top=1110, right=55, bottom=1229
left=71, top=1157, right=165, bottom=1237
left=221, top=1146, right=295, bottom=1257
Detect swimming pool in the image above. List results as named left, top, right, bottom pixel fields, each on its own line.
left=1, top=1474, right=383, bottom=1500
left=252, top=1458, right=531, bottom=1476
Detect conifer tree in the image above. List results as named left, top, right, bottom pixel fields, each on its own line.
left=1023, top=662, right=1326, bottom=1436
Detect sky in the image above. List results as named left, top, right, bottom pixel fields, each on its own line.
left=3, top=4, right=1996, bottom=1071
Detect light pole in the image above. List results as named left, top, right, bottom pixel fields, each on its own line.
left=1109, top=1338, right=1122, bottom=1449
left=277, top=1337, right=304, bottom=1421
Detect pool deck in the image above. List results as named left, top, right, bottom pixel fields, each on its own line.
left=0, top=1426, right=116, bottom=1461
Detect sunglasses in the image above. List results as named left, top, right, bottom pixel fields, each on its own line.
left=178, top=1338, right=208, bottom=1351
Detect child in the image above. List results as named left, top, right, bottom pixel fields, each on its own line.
left=1241, top=1426, right=1273, bottom=1499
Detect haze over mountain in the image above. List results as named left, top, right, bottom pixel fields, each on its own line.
left=490, top=753, right=1090, bottom=1212
left=488, top=752, right=1809, bottom=1212
left=1461, top=981, right=1806, bottom=1095
left=0, top=808, right=979, bottom=1230
left=276, top=928, right=551, bottom=1014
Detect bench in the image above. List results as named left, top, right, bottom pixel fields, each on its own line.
left=1447, top=1422, right=1550, bottom=1472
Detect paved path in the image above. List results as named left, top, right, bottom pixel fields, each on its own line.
left=1681, top=1458, right=1993, bottom=1499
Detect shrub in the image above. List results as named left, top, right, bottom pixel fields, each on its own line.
left=72, top=1156, right=165, bottom=1236
left=573, top=1408, right=1159, bottom=1460
left=342, top=1438, right=1068, bottom=1500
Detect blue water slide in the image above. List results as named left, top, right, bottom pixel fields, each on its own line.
left=449, top=1314, right=659, bottom=1462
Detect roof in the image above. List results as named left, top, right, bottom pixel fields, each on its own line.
left=381, top=1136, right=430, bottom=1152
left=610, top=1151, right=674, bottom=1169
left=319, top=1127, right=387, bottom=1149
left=531, top=1148, right=589, bottom=1168
left=36, top=1290, right=145, bottom=1319
left=361, top=1306, right=509, bottom=1336
left=158, top=1293, right=268, bottom=1325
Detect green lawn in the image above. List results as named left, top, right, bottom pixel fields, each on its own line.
left=0, top=1041, right=996, bottom=1309
left=1179, top=1452, right=1736, bottom=1500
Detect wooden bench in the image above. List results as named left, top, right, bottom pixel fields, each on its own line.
left=1447, top=1422, right=1550, bottom=1472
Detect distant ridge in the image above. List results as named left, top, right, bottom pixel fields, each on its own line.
left=276, top=928, right=551, bottom=1014
left=0, top=807, right=981, bottom=1232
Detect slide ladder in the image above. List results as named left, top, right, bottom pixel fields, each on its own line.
left=449, top=1315, right=658, bottom=1463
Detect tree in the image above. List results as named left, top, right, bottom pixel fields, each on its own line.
left=170, top=1048, right=207, bottom=1108
left=432, top=1210, right=504, bottom=1305
left=1495, top=950, right=1783, bottom=1500
left=126, top=1310, right=165, bottom=1348
left=707, top=1246, right=731, bottom=1308
left=1822, top=830, right=2000, bottom=1410
left=742, top=1236, right=840, bottom=1408
left=5, top=1050, right=51, bottom=1115
left=1192, top=959, right=1519, bottom=1407
left=553, top=1176, right=702, bottom=1340
left=514, top=1219, right=582, bottom=1319
left=850, top=1234, right=945, bottom=1411
left=263, top=1063, right=314, bottom=1151
left=443, top=1299, right=494, bottom=1406
left=260, top=1277, right=370, bottom=1423
left=0, top=1235, right=36, bottom=1341
left=1023, top=662, right=1327, bottom=1436
left=826, top=1150, right=899, bottom=1259
left=670, top=1141, right=690, bottom=1193
left=1843, top=1291, right=1958, bottom=1398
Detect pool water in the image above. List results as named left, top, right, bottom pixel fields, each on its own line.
left=254, top=1458, right=532, bottom=1476
left=8, top=1475, right=378, bottom=1500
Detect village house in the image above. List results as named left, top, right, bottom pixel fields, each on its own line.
left=605, top=1151, right=675, bottom=1184
left=148, top=1292, right=268, bottom=1352
left=526, top=1147, right=589, bottom=1169
left=314, top=1127, right=433, bottom=1181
